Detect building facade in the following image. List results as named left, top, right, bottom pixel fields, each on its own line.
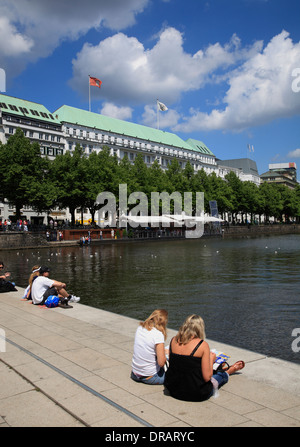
left=0, top=93, right=263, bottom=225
left=260, top=163, right=298, bottom=189
left=54, top=105, right=219, bottom=175
left=0, top=94, right=64, bottom=157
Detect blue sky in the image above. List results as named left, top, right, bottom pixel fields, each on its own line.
left=1, top=0, right=300, bottom=177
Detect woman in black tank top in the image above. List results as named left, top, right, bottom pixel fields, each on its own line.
left=165, top=315, right=245, bottom=401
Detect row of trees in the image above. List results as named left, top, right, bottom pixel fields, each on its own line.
left=0, top=128, right=300, bottom=225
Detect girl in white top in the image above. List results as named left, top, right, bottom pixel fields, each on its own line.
left=131, top=309, right=168, bottom=385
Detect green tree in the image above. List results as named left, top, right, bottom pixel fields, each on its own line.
left=0, top=128, right=54, bottom=219
left=166, top=158, right=183, bottom=193
left=224, top=172, right=244, bottom=222
left=192, top=169, right=210, bottom=213
left=50, top=144, right=88, bottom=225
left=207, top=172, right=233, bottom=216
left=259, top=182, right=283, bottom=222
left=277, top=185, right=299, bottom=222
left=241, top=181, right=261, bottom=223
left=85, top=147, right=119, bottom=223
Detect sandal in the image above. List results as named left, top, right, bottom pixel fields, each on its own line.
left=227, top=360, right=245, bottom=374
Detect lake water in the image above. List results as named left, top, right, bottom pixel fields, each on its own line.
left=3, top=233, right=300, bottom=364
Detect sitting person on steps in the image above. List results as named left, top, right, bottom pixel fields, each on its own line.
left=31, top=266, right=80, bottom=308
left=164, top=314, right=245, bottom=401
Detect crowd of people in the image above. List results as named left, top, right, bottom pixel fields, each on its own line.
left=131, top=309, right=245, bottom=402
left=0, top=219, right=29, bottom=231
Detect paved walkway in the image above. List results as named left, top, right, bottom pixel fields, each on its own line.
left=0, top=289, right=299, bottom=428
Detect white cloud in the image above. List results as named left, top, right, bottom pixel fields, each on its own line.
left=0, top=0, right=149, bottom=75
left=174, top=31, right=300, bottom=133
left=0, top=17, right=33, bottom=56
left=100, top=102, right=133, bottom=120
left=70, top=27, right=255, bottom=107
left=287, top=148, right=300, bottom=158
left=142, top=104, right=180, bottom=129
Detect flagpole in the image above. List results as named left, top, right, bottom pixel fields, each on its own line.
left=89, top=75, right=91, bottom=112
left=156, top=99, right=159, bottom=130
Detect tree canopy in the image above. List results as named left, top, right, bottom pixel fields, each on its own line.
left=1, top=130, right=299, bottom=223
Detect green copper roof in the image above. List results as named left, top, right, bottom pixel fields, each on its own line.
left=54, top=105, right=214, bottom=155
left=0, top=93, right=61, bottom=124
left=185, top=138, right=215, bottom=156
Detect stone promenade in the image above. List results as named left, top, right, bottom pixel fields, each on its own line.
left=0, top=289, right=299, bottom=428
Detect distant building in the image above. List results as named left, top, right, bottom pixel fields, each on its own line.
left=217, top=158, right=261, bottom=186
left=260, top=163, right=298, bottom=189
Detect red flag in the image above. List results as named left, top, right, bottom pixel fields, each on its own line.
left=89, top=76, right=102, bottom=88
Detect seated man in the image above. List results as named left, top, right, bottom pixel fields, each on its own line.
left=31, top=266, right=80, bottom=308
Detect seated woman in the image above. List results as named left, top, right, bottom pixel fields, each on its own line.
left=131, top=309, right=168, bottom=385
left=165, top=314, right=245, bottom=401
left=22, top=265, right=40, bottom=300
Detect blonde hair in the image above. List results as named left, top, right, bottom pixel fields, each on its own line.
left=140, top=309, right=168, bottom=340
left=175, top=314, right=206, bottom=345
left=28, top=265, right=40, bottom=286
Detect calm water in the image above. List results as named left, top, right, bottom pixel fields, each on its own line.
left=3, top=234, right=300, bottom=364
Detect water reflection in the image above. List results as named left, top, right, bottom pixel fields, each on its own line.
left=3, top=234, right=300, bottom=364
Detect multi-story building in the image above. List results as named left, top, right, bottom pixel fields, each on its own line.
left=0, top=93, right=263, bottom=225
left=0, top=93, right=64, bottom=157
left=260, top=163, right=298, bottom=189
left=54, top=105, right=218, bottom=175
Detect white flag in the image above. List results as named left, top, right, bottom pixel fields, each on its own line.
left=157, top=100, right=168, bottom=112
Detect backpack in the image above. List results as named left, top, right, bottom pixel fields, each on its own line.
left=45, top=295, right=59, bottom=308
